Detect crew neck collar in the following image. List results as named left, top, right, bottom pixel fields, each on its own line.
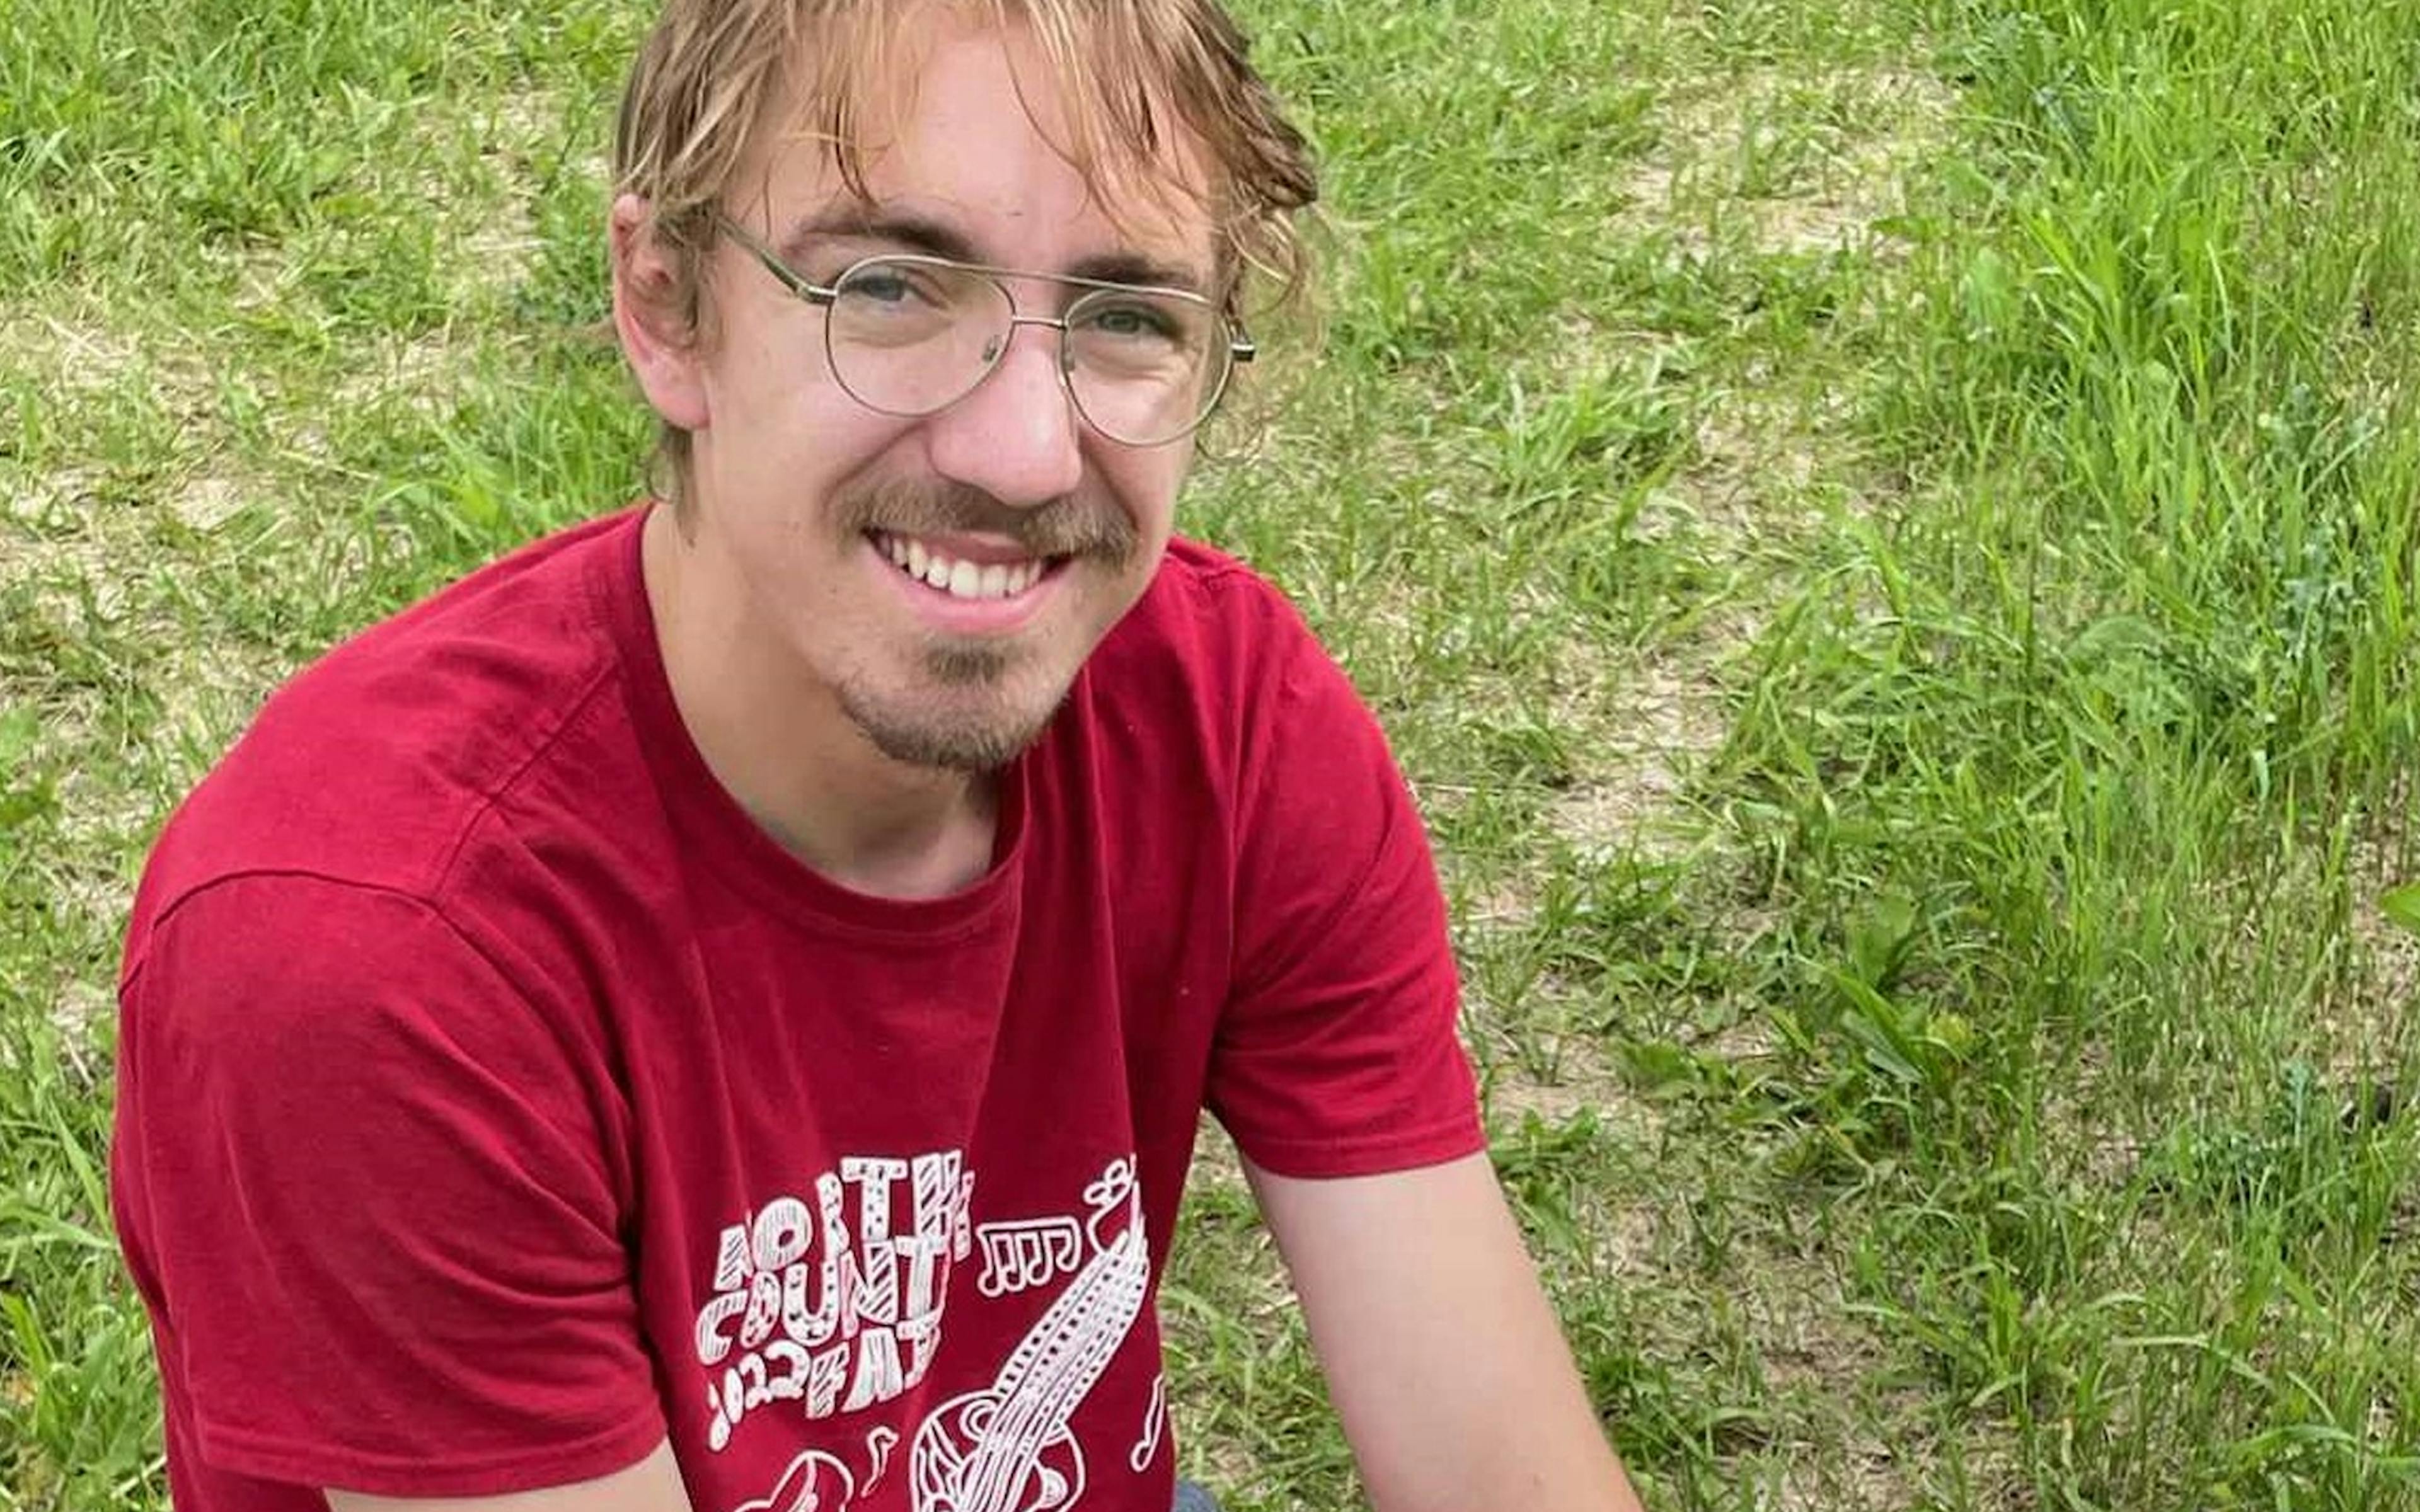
left=588, top=505, right=1029, bottom=942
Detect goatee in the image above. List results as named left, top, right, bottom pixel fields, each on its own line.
left=827, top=478, right=1134, bottom=772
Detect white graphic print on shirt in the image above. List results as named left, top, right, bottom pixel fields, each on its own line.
left=973, top=1217, right=1085, bottom=1298
left=695, top=1152, right=977, bottom=1452
left=737, top=1449, right=856, bottom=1512
left=867, top=1426, right=901, bottom=1492
left=1128, top=1376, right=1166, bottom=1474
left=907, top=1156, right=1150, bottom=1512
left=718, top=1155, right=1152, bottom=1512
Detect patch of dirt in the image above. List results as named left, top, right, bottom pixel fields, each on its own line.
left=0, top=309, right=138, bottom=392
left=1547, top=394, right=1883, bottom=903
left=2154, top=787, right=2420, bottom=1103
left=2348, top=779, right=2419, bottom=1009
left=1542, top=656, right=1727, bottom=861
left=1, top=491, right=127, bottom=623
left=1689, top=401, right=1828, bottom=527
left=8, top=457, right=270, bottom=607
left=1490, top=1026, right=1666, bottom=1129
left=2319, top=781, right=2420, bottom=1116
left=1621, top=63, right=1961, bottom=261
left=330, top=328, right=475, bottom=416
left=453, top=215, right=546, bottom=302
left=1700, top=1223, right=2026, bottom=1511
left=1779, top=1418, right=2029, bottom=1511
left=1527, top=262, right=1890, bottom=874
left=171, top=471, right=252, bottom=534
left=504, top=85, right=612, bottom=189
left=0, top=301, right=217, bottom=428
left=42, top=980, right=115, bottom=1091
left=425, top=87, right=587, bottom=302
left=45, top=978, right=110, bottom=1035
left=1185, top=1113, right=1251, bottom=1196
left=446, top=85, right=614, bottom=304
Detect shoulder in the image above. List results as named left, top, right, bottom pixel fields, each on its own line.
left=1052, top=536, right=1363, bottom=815
left=113, top=858, right=635, bottom=1230
left=1085, top=535, right=1339, bottom=723
left=123, top=873, right=522, bottom=1065
left=108, top=868, right=654, bottom=1496
left=112, top=870, right=619, bottom=1206
left=1053, top=536, right=1410, bottom=864
left=1132, top=534, right=1317, bottom=644
left=126, top=511, right=647, bottom=976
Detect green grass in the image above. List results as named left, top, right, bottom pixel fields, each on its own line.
left=5, top=0, right=2419, bottom=1507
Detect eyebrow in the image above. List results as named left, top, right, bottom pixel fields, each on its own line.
left=777, top=207, right=1212, bottom=296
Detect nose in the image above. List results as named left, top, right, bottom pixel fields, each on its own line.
left=923, top=318, right=1085, bottom=507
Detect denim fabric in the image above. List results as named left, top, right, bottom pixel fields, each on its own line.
left=1173, top=1480, right=1222, bottom=1512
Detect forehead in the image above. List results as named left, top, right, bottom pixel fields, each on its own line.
left=745, top=18, right=1218, bottom=276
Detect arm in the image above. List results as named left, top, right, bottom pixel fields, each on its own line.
left=1245, top=1152, right=1646, bottom=1512
left=329, top=1443, right=689, bottom=1512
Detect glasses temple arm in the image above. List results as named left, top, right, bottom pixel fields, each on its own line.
left=715, top=214, right=840, bottom=307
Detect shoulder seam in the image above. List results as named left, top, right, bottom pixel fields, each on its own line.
left=1181, top=558, right=1262, bottom=587
left=1161, top=534, right=1279, bottom=592
left=425, top=660, right=622, bottom=902
left=125, top=660, right=624, bottom=995
left=129, top=869, right=538, bottom=1014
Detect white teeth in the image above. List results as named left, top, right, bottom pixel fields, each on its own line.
left=879, top=533, right=1047, bottom=600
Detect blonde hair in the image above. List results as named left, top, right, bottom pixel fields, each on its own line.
left=611, top=0, right=1319, bottom=501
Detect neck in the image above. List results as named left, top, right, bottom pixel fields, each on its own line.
left=642, top=504, right=1000, bottom=900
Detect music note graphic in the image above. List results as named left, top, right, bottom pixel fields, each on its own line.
left=974, top=1218, right=1086, bottom=1298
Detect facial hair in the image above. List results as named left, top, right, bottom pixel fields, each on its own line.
left=828, top=475, right=1140, bottom=566
left=827, top=476, right=1144, bottom=772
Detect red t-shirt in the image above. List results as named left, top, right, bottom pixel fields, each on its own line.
left=110, top=507, right=1482, bottom=1512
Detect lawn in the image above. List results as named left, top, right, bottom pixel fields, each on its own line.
left=3, top=0, right=2417, bottom=1507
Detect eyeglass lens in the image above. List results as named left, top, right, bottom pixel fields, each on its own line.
left=823, top=258, right=1228, bottom=445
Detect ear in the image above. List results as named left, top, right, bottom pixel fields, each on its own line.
left=609, top=193, right=712, bottom=433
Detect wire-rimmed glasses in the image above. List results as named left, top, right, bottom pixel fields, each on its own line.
left=717, top=215, right=1252, bottom=447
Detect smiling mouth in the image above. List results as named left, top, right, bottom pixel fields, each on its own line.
left=869, top=530, right=1067, bottom=602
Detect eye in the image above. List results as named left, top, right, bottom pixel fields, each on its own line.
left=850, top=270, right=911, bottom=303
left=1076, top=297, right=1185, bottom=343
left=838, top=261, right=951, bottom=310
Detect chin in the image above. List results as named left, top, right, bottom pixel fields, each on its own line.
left=856, top=711, right=1054, bottom=774
left=838, top=664, right=1075, bottom=774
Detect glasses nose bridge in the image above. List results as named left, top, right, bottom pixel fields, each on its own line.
left=980, top=297, right=1076, bottom=377
left=984, top=265, right=1079, bottom=338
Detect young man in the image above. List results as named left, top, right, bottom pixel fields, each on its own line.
left=110, top=4, right=1647, bottom=1511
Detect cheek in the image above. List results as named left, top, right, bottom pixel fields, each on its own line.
left=698, top=321, right=857, bottom=446
left=702, top=398, right=908, bottom=528
left=1110, top=451, right=1189, bottom=536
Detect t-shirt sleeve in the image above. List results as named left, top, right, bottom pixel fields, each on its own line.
left=1206, top=611, right=1486, bottom=1179
left=112, top=873, right=666, bottom=1497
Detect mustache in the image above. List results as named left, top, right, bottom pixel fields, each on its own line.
left=832, top=478, right=1138, bottom=563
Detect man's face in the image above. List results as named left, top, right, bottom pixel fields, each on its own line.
left=660, top=21, right=1217, bottom=772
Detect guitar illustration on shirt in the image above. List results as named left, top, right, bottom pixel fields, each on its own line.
left=906, top=1157, right=1151, bottom=1512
